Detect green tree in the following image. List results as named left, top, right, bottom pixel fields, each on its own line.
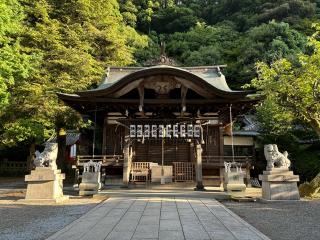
left=257, top=0, right=316, bottom=27
left=133, top=31, right=161, bottom=65
left=0, top=0, right=37, bottom=114
left=0, top=0, right=147, bottom=148
left=135, top=0, right=156, bottom=33
left=151, top=6, right=198, bottom=33
left=203, top=0, right=316, bottom=31
left=120, top=0, right=138, bottom=27
left=234, top=21, right=308, bottom=86
left=166, top=22, right=240, bottom=66
left=249, top=36, right=320, bottom=137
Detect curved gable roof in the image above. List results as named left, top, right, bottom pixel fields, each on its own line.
left=75, top=65, right=248, bottom=99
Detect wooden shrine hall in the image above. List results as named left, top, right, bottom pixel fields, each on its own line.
left=58, top=64, right=257, bottom=189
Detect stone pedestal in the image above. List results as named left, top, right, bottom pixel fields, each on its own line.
left=259, top=169, right=300, bottom=200
left=79, top=172, right=101, bottom=196
left=224, top=171, right=246, bottom=197
left=24, top=167, right=68, bottom=203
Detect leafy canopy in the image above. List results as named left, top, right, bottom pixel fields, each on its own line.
left=0, top=0, right=37, bottom=114
left=0, top=0, right=147, bottom=147
left=249, top=32, right=320, bottom=137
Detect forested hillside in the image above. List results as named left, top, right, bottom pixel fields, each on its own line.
left=118, top=1, right=319, bottom=85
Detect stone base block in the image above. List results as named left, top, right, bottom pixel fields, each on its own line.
left=226, top=183, right=246, bottom=197
left=261, top=182, right=300, bottom=200
left=79, top=172, right=102, bottom=196
left=79, top=190, right=98, bottom=196
left=259, top=170, right=300, bottom=200
left=79, top=182, right=99, bottom=196
left=24, top=167, right=66, bottom=202
left=260, top=170, right=299, bottom=182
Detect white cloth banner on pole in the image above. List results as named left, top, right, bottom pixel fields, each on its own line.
left=70, top=144, right=77, bottom=158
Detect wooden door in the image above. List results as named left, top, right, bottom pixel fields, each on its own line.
left=202, top=126, right=221, bottom=157
left=134, top=140, right=190, bottom=164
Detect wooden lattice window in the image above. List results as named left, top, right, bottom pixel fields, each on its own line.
left=173, top=162, right=194, bottom=182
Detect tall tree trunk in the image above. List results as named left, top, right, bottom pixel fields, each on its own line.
left=309, top=118, right=320, bottom=137
left=56, top=128, right=67, bottom=172
left=27, top=140, right=35, bottom=173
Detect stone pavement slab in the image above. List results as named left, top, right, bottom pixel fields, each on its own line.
left=46, top=197, right=270, bottom=240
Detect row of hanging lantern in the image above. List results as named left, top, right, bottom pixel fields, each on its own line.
left=90, top=104, right=236, bottom=165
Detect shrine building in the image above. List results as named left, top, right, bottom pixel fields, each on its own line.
left=57, top=64, right=257, bottom=189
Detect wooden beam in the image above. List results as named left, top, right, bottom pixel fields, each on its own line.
left=63, top=97, right=257, bottom=105
left=181, top=85, right=188, bottom=116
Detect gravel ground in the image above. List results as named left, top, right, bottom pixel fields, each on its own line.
left=1, top=178, right=319, bottom=240
left=223, top=199, right=320, bottom=240
left=0, top=177, right=26, bottom=194
left=0, top=192, right=102, bottom=240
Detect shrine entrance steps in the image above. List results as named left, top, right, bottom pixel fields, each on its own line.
left=100, top=184, right=230, bottom=200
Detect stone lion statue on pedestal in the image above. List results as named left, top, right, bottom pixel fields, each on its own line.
left=34, top=143, right=58, bottom=169
left=264, top=144, right=291, bottom=170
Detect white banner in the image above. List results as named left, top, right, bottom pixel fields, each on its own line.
left=129, top=124, right=201, bottom=138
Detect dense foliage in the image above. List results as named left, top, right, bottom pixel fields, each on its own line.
left=0, top=0, right=147, bottom=147
left=250, top=43, right=320, bottom=137
left=0, top=0, right=319, bottom=178
left=128, top=0, right=315, bottom=86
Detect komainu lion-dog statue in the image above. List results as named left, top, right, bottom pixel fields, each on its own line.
left=34, top=142, right=58, bottom=169
left=264, top=144, right=291, bottom=170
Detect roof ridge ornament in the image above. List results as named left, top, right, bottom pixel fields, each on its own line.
left=145, top=42, right=178, bottom=67
left=104, top=66, right=110, bottom=81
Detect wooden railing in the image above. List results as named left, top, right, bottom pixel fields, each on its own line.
left=76, top=155, right=124, bottom=167
left=76, top=155, right=252, bottom=167
left=131, top=162, right=151, bottom=182
left=202, top=156, right=253, bottom=167
left=0, top=160, right=27, bottom=172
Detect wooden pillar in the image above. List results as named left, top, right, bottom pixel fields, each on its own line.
left=195, top=143, right=205, bottom=191
left=220, top=167, right=225, bottom=191
left=219, top=126, right=224, bottom=190
left=122, top=143, right=132, bottom=186
left=102, top=117, right=107, bottom=155
left=190, top=142, right=194, bottom=163
left=246, top=162, right=251, bottom=187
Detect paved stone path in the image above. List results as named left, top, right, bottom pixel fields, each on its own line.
left=47, top=197, right=270, bottom=240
